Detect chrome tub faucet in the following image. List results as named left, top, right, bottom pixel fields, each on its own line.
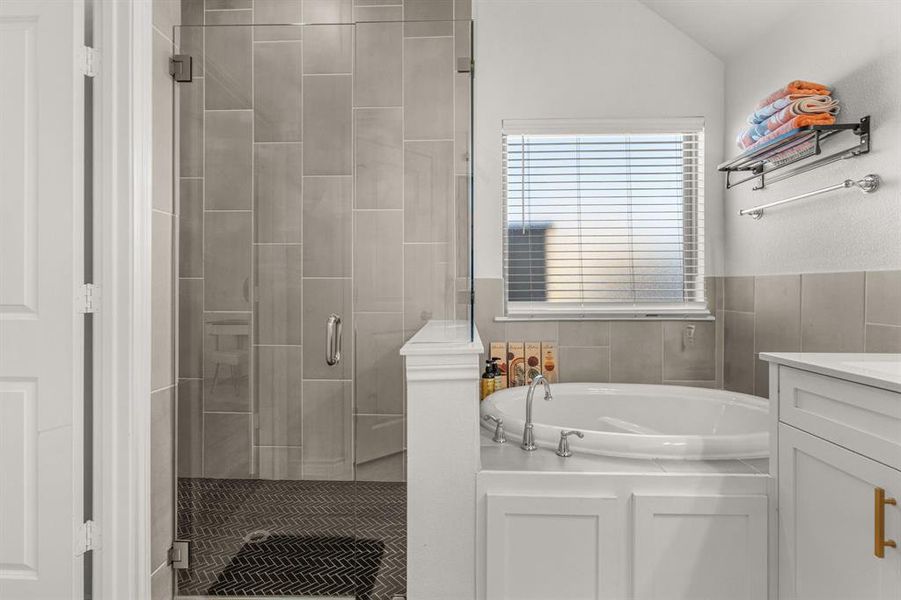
left=521, top=374, right=553, bottom=451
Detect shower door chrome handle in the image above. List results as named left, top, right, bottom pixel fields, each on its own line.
left=326, top=314, right=342, bottom=366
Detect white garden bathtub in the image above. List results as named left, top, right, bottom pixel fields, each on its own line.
left=480, top=383, right=768, bottom=460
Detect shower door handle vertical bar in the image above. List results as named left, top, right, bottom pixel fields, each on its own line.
left=326, top=314, right=342, bottom=366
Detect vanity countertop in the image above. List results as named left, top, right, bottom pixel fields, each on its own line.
left=760, top=353, right=901, bottom=393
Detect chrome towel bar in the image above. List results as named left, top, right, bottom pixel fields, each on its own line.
left=739, top=173, right=880, bottom=220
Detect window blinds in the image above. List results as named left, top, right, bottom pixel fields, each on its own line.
left=502, top=120, right=706, bottom=317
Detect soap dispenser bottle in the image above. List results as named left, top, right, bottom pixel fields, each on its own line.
left=480, top=360, right=497, bottom=401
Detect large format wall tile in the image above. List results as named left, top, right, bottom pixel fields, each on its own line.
left=662, top=321, right=715, bottom=382
left=866, top=270, right=901, bottom=326
left=204, top=12, right=252, bottom=109
left=257, top=446, right=303, bottom=480
left=178, top=278, right=203, bottom=379
left=753, top=275, right=801, bottom=395
left=179, top=78, right=203, bottom=176
left=866, top=324, right=901, bottom=353
left=204, top=211, right=251, bottom=311
left=356, top=415, right=404, bottom=482
left=303, top=278, right=353, bottom=379
left=203, top=313, right=251, bottom=411
left=559, top=322, right=609, bottom=347
left=403, top=37, right=454, bottom=140
left=254, top=41, right=303, bottom=142
left=205, top=111, right=252, bottom=209
left=403, top=0, right=453, bottom=37
left=355, top=108, right=403, bottom=209
left=610, top=322, right=662, bottom=383
left=302, top=0, right=352, bottom=23
left=253, top=0, right=303, bottom=41
left=354, top=22, right=403, bottom=108
left=723, top=311, right=754, bottom=394
left=302, top=380, right=353, bottom=480
left=179, top=179, right=202, bottom=276
left=354, top=210, right=403, bottom=312
left=256, top=346, right=303, bottom=446
left=177, top=380, right=202, bottom=477
left=800, top=272, right=865, bottom=352
left=302, top=177, right=352, bottom=277
left=355, top=313, right=404, bottom=415
left=560, top=346, right=610, bottom=383
left=303, top=25, right=353, bottom=74
left=151, top=212, right=175, bottom=391
left=303, top=75, right=352, bottom=175
left=404, top=141, right=454, bottom=243
left=404, top=243, right=450, bottom=338
left=254, top=143, right=303, bottom=243
left=203, top=412, right=252, bottom=478
left=255, top=245, right=303, bottom=345
left=723, top=276, right=755, bottom=312
left=150, top=386, right=174, bottom=571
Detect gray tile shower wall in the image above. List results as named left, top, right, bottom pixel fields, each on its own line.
left=176, top=0, right=471, bottom=486
left=476, top=271, right=901, bottom=398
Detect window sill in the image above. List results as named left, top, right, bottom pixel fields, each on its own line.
left=497, top=311, right=714, bottom=322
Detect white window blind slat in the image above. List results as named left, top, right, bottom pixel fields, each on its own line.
left=502, top=122, right=706, bottom=318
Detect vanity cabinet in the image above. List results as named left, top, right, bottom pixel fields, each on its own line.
left=765, top=355, right=901, bottom=600
left=778, top=425, right=901, bottom=600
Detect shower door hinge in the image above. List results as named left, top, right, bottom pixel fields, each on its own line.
left=169, top=540, right=191, bottom=570
left=75, top=520, right=99, bottom=556
left=456, top=56, right=472, bottom=73
left=77, top=283, right=99, bottom=314
left=169, top=55, right=193, bottom=82
left=79, top=46, right=99, bottom=77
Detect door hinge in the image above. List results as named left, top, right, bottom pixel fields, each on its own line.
left=75, top=520, right=99, bottom=556
left=169, top=55, right=193, bottom=82
left=79, top=46, right=99, bottom=77
left=78, top=283, right=100, bottom=314
left=169, top=540, right=191, bottom=570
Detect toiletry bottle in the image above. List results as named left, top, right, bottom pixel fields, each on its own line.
left=480, top=360, right=496, bottom=401
left=492, top=358, right=505, bottom=391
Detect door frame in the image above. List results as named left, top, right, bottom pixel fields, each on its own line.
left=93, top=0, right=154, bottom=598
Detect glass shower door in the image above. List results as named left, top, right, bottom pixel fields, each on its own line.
left=173, top=11, right=471, bottom=599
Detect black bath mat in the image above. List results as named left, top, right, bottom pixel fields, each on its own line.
left=208, top=534, right=385, bottom=597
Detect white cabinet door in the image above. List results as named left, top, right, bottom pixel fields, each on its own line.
left=0, top=0, right=84, bottom=598
left=779, top=424, right=901, bottom=600
left=486, top=494, right=622, bottom=600
left=632, top=494, right=768, bottom=600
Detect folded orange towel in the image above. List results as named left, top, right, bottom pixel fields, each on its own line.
left=755, top=80, right=832, bottom=110
left=748, top=113, right=836, bottom=151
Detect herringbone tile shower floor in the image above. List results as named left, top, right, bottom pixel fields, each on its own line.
left=176, top=478, right=406, bottom=600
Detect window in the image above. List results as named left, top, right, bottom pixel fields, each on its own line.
left=502, top=118, right=707, bottom=319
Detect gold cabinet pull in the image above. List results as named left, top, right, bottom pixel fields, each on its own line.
left=875, top=487, right=897, bottom=558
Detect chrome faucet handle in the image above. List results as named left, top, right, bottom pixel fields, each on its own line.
left=556, top=430, right=584, bottom=458
left=483, top=415, right=506, bottom=444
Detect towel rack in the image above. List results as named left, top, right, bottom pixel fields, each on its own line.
left=739, top=174, right=880, bottom=220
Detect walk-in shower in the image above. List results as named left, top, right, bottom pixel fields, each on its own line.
left=171, top=5, right=472, bottom=597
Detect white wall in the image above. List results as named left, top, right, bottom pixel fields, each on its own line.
left=722, top=1, right=901, bottom=276
left=472, top=0, right=725, bottom=279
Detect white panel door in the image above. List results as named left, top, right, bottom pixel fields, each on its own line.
left=486, top=493, right=622, bottom=600
left=779, top=424, right=901, bottom=600
left=632, top=494, right=768, bottom=600
left=0, top=0, right=84, bottom=598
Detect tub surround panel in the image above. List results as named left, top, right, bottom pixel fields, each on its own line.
left=476, top=271, right=898, bottom=398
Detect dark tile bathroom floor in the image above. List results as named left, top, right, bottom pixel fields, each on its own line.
left=176, top=478, right=406, bottom=600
